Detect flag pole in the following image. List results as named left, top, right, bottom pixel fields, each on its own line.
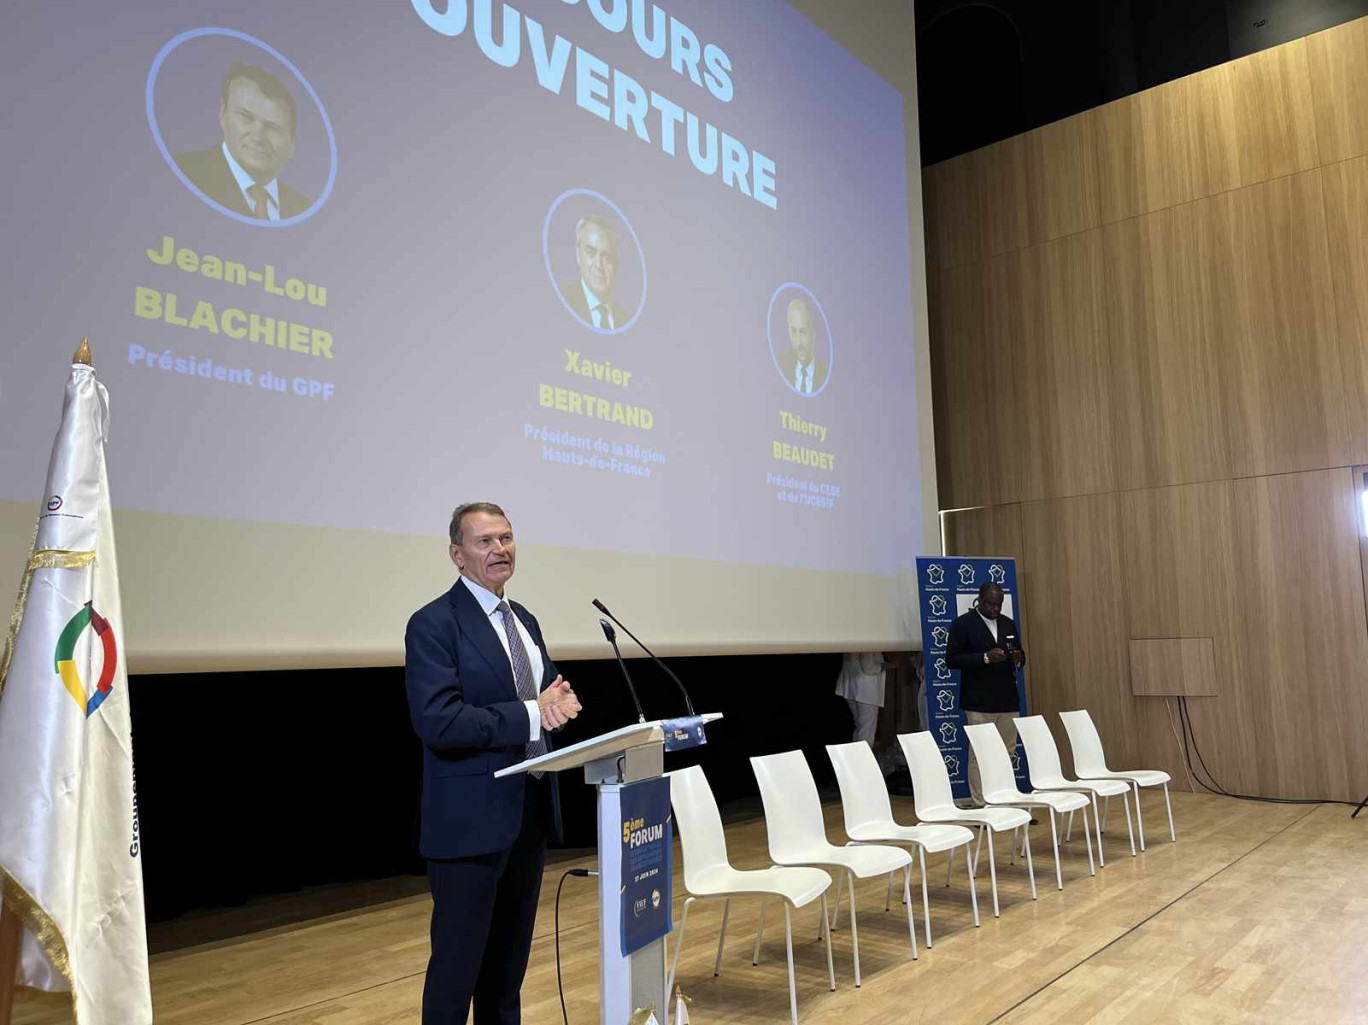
left=0, top=904, right=19, bottom=1025
left=0, top=339, right=96, bottom=1025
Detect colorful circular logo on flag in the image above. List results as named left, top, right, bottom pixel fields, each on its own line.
left=53, top=601, right=118, bottom=718
left=46, top=495, right=63, bottom=511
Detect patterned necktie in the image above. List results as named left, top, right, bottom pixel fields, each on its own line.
left=497, top=601, right=546, bottom=775
left=247, top=183, right=271, bottom=220
left=595, top=303, right=611, bottom=330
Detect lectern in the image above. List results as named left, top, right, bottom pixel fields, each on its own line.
left=497, top=714, right=721, bottom=1024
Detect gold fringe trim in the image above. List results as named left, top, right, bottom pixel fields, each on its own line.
left=1, top=869, right=77, bottom=1018
left=0, top=519, right=39, bottom=703
left=0, top=545, right=95, bottom=703
left=29, top=550, right=96, bottom=571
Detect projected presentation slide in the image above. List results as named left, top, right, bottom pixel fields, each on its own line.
left=0, top=1, right=920, bottom=581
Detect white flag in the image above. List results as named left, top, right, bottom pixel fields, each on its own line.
left=0, top=346, right=152, bottom=1024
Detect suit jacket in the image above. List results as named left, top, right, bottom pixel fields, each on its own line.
left=174, top=145, right=312, bottom=218
left=563, top=279, right=628, bottom=329
left=945, top=611, right=1024, bottom=713
left=405, top=580, right=563, bottom=859
left=778, top=351, right=829, bottom=393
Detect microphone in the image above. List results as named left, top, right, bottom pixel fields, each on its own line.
left=599, top=619, right=646, bottom=724
left=593, top=598, right=696, bottom=717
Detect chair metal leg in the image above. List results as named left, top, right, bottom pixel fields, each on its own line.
left=1101, top=795, right=1110, bottom=835
left=754, top=900, right=767, bottom=964
left=830, top=877, right=842, bottom=931
left=1092, top=794, right=1106, bottom=867
left=666, top=896, right=694, bottom=1002
left=1065, top=809, right=1074, bottom=843
left=847, top=870, right=862, bottom=987
left=1023, top=826, right=1037, bottom=900
left=1010, top=825, right=1017, bottom=865
left=971, top=824, right=983, bottom=877
left=885, top=871, right=893, bottom=912
left=714, top=899, right=730, bottom=977
left=1049, top=808, right=1063, bottom=891
left=820, top=894, right=835, bottom=991
left=918, top=847, right=932, bottom=948
left=902, top=865, right=918, bottom=960
left=947, top=843, right=956, bottom=886
left=1163, top=782, right=1176, bottom=842
left=1081, top=800, right=1096, bottom=876
left=783, top=902, right=799, bottom=1025
left=986, top=828, right=1000, bottom=917
left=965, top=843, right=981, bottom=927
left=1133, top=781, right=1147, bottom=852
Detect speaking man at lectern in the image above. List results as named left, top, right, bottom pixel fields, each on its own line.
left=405, top=502, right=583, bottom=1025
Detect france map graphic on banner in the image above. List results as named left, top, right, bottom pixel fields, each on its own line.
left=915, top=556, right=1030, bottom=798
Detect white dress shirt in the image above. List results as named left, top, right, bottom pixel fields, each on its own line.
left=581, top=278, right=615, bottom=329
left=221, top=142, right=282, bottom=221
left=978, top=612, right=999, bottom=664
left=461, top=576, right=544, bottom=740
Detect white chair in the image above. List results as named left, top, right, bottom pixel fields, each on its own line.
left=751, top=750, right=917, bottom=988
left=667, top=765, right=835, bottom=1025
left=826, top=740, right=979, bottom=947
left=1014, top=715, right=1135, bottom=863
left=964, top=723, right=1095, bottom=891
left=1059, top=709, right=1176, bottom=851
left=897, top=731, right=1032, bottom=917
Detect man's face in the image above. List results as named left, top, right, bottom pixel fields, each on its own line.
left=788, top=306, right=815, bottom=366
left=449, top=512, right=516, bottom=595
left=978, top=587, right=1004, bottom=620
left=220, top=77, right=295, bottom=183
left=576, top=224, right=617, bottom=301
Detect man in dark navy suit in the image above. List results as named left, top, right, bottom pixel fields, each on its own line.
left=405, top=502, right=582, bottom=1025
left=174, top=62, right=312, bottom=220
left=945, top=582, right=1025, bottom=806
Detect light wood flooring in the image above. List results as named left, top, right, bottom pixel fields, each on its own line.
left=13, top=792, right=1368, bottom=1024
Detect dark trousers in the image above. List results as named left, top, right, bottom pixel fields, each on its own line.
left=423, top=777, right=551, bottom=1025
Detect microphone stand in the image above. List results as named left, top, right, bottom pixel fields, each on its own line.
left=593, top=598, right=696, bottom=717
left=599, top=619, right=646, bottom=724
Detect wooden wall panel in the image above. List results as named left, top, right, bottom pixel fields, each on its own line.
left=1023, top=111, right=1102, bottom=243
left=1119, top=480, right=1259, bottom=794
left=922, top=152, right=986, bottom=273
left=1307, top=15, right=1368, bottom=165
left=1320, top=155, right=1368, bottom=464
left=1020, top=493, right=1134, bottom=774
left=1095, top=75, right=1206, bottom=225
left=1199, top=169, right=1350, bottom=478
left=1232, top=468, right=1368, bottom=800
left=941, top=504, right=1024, bottom=564
left=1016, top=230, right=1114, bottom=500
left=1196, top=39, right=1320, bottom=196
left=931, top=260, right=1032, bottom=511
left=1103, top=204, right=1229, bottom=489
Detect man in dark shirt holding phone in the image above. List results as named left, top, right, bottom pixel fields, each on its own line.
left=945, top=582, right=1026, bottom=806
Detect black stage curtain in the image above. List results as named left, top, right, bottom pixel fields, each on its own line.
left=131, top=652, right=864, bottom=923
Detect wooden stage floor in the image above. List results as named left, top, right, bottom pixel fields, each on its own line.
left=13, top=791, right=1368, bottom=1024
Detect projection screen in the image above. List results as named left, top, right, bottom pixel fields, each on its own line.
left=0, top=0, right=936, bottom=670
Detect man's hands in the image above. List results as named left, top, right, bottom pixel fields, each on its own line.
left=985, top=646, right=1009, bottom=664
left=538, top=675, right=582, bottom=731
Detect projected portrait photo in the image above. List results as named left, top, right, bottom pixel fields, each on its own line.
left=543, top=190, right=646, bottom=335
left=148, top=28, right=337, bottom=226
left=768, top=283, right=834, bottom=397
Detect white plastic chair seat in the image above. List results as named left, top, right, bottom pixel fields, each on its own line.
left=914, top=800, right=1029, bottom=831
left=772, top=839, right=911, bottom=878
left=1084, top=768, right=1171, bottom=787
left=688, top=865, right=831, bottom=909
left=1029, top=771, right=1130, bottom=797
left=846, top=820, right=976, bottom=853
left=983, top=787, right=1090, bottom=814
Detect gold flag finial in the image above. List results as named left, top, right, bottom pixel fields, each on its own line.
left=72, top=338, right=92, bottom=366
